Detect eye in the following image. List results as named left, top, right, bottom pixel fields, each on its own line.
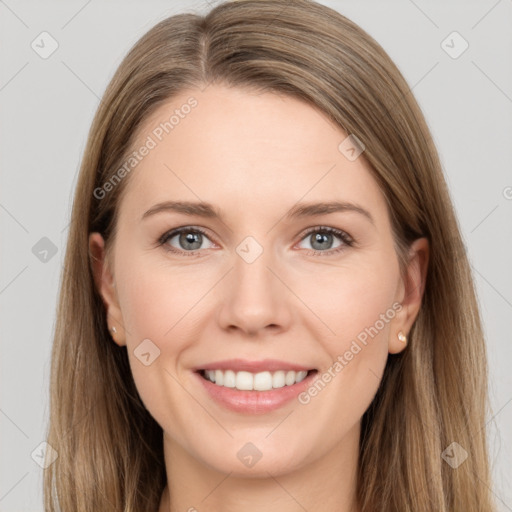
left=296, top=226, right=354, bottom=255
left=158, top=225, right=354, bottom=257
left=158, top=227, right=215, bottom=256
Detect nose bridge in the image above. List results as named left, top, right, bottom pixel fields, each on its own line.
left=217, top=234, right=290, bottom=334
left=232, top=234, right=278, bottom=303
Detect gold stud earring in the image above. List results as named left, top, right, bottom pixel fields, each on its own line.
left=398, top=331, right=407, bottom=344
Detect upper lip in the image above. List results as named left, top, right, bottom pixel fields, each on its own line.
left=193, top=358, right=315, bottom=373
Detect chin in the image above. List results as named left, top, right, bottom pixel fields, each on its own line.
left=192, top=437, right=312, bottom=478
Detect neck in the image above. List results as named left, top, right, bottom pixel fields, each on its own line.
left=158, top=422, right=361, bottom=512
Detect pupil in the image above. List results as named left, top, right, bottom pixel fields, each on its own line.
left=312, top=232, right=331, bottom=250
left=181, top=232, right=201, bottom=250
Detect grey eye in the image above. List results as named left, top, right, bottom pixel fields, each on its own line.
left=163, top=229, right=214, bottom=252
left=298, top=230, right=344, bottom=251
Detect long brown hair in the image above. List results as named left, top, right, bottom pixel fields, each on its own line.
left=44, top=1, right=496, bottom=510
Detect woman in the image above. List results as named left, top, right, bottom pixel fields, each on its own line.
left=44, top=1, right=496, bottom=510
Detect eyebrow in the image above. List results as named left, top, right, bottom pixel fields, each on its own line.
left=141, top=200, right=375, bottom=226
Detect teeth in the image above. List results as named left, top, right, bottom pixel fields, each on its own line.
left=203, top=369, right=309, bottom=390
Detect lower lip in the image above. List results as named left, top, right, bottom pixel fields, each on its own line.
left=194, top=370, right=318, bottom=414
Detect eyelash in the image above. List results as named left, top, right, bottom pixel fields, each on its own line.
left=157, top=225, right=355, bottom=257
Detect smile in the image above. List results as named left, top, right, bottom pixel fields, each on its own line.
left=199, top=369, right=314, bottom=391
left=194, top=368, right=319, bottom=414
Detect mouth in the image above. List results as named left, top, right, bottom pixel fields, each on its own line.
left=196, top=368, right=318, bottom=392
left=193, top=362, right=320, bottom=414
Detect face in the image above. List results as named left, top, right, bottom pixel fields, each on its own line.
left=90, top=85, right=427, bottom=477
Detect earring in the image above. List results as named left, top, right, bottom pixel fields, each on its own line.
left=398, top=331, right=407, bottom=344
left=110, top=326, right=117, bottom=336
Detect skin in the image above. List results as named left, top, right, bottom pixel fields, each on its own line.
left=89, top=85, right=428, bottom=512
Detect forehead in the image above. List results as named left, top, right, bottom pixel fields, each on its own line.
left=118, top=85, right=387, bottom=225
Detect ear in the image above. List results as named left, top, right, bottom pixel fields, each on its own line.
left=389, top=237, right=429, bottom=354
left=89, top=232, right=126, bottom=346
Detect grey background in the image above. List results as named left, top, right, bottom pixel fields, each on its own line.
left=1, top=0, right=511, bottom=510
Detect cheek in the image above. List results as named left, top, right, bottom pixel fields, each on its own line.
left=116, top=253, right=208, bottom=343
left=292, top=259, right=398, bottom=428
left=114, top=259, right=204, bottom=432
left=112, top=252, right=198, bottom=398
left=296, top=257, right=399, bottom=350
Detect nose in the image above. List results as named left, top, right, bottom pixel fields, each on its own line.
left=216, top=245, right=293, bottom=337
